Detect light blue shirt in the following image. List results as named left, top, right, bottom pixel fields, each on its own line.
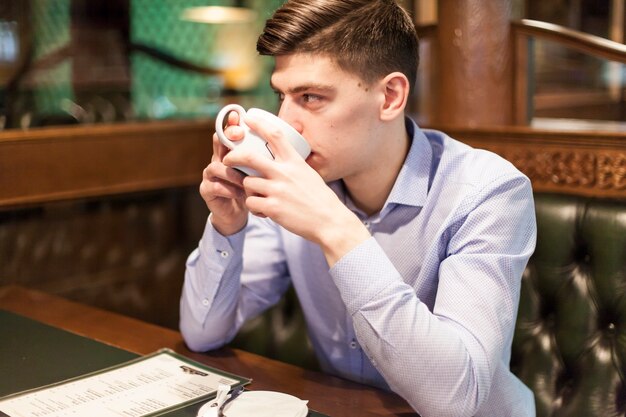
left=180, top=118, right=537, bottom=417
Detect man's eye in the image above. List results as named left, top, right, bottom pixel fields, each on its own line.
left=302, top=94, right=321, bottom=103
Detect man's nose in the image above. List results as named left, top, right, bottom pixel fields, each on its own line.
left=278, top=102, right=304, bottom=134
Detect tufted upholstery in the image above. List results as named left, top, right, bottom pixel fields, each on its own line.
left=231, top=285, right=320, bottom=370
left=231, top=193, right=626, bottom=416
left=511, top=193, right=626, bottom=417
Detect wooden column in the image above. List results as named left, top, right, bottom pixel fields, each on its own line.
left=435, top=0, right=513, bottom=126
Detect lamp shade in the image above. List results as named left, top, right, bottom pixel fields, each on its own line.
left=181, top=6, right=257, bottom=24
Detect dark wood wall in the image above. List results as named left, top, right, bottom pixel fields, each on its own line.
left=0, top=121, right=212, bottom=329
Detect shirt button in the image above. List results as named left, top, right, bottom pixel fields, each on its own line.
left=350, top=340, right=358, bottom=349
left=363, top=221, right=370, bottom=228
left=202, top=298, right=210, bottom=306
left=220, top=250, right=229, bottom=258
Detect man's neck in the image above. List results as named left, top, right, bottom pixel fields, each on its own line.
left=343, top=119, right=411, bottom=216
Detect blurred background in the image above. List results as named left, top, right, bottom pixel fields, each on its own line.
left=1, top=0, right=624, bottom=130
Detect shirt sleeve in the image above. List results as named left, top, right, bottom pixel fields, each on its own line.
left=180, top=214, right=291, bottom=352
left=330, top=174, right=536, bottom=417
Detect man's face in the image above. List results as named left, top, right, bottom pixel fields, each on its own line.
left=271, top=53, right=386, bottom=183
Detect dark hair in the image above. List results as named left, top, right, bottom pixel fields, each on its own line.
left=257, top=0, right=419, bottom=92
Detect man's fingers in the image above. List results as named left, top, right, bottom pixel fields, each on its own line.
left=224, top=125, right=245, bottom=142
left=244, top=115, right=298, bottom=160
left=213, top=110, right=245, bottom=160
left=224, top=110, right=245, bottom=141
left=245, top=194, right=270, bottom=218
left=242, top=175, right=272, bottom=198
left=222, top=148, right=276, bottom=178
left=212, top=125, right=245, bottom=160
left=201, top=178, right=245, bottom=201
left=203, top=161, right=246, bottom=187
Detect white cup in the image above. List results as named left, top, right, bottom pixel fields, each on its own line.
left=214, top=104, right=311, bottom=176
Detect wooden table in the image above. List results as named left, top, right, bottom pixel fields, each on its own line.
left=0, top=285, right=416, bottom=417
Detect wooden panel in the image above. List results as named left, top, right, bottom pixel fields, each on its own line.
left=0, top=120, right=213, bottom=208
left=437, top=125, right=626, bottom=198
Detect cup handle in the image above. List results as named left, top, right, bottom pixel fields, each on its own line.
left=214, top=104, right=247, bottom=149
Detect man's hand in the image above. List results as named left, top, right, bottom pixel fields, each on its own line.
left=223, top=114, right=370, bottom=265
left=200, top=111, right=248, bottom=236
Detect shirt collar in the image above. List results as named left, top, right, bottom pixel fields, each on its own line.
left=329, top=117, right=432, bottom=216
left=385, top=117, right=432, bottom=209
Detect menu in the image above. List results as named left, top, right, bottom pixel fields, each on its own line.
left=0, top=349, right=250, bottom=417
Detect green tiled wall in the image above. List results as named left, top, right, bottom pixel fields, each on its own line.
left=30, top=0, right=73, bottom=117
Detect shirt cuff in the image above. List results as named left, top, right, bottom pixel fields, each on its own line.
left=187, top=214, right=247, bottom=301
left=330, top=237, right=403, bottom=316
left=198, top=213, right=247, bottom=261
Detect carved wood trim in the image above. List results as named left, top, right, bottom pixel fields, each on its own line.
left=0, top=120, right=212, bottom=208
left=433, top=125, right=626, bottom=198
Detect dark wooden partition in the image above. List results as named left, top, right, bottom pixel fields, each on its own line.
left=0, top=120, right=211, bottom=209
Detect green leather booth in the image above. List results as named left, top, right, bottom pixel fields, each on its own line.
left=231, top=193, right=626, bottom=417
left=511, top=193, right=626, bottom=417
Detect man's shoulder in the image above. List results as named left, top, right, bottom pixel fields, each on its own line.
left=421, top=128, right=528, bottom=187
left=416, top=128, right=534, bottom=223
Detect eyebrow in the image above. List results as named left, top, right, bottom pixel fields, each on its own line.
left=270, top=81, right=335, bottom=94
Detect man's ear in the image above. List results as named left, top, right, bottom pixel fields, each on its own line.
left=379, top=72, right=410, bottom=121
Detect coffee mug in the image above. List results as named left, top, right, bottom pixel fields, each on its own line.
left=214, top=104, right=311, bottom=176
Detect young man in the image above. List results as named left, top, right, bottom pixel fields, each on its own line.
left=180, top=1, right=536, bottom=416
